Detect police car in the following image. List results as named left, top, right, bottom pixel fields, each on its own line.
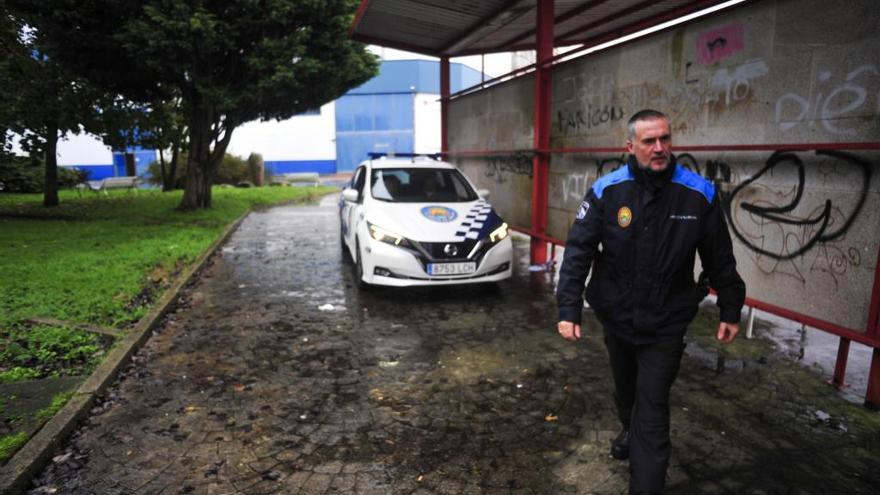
left=339, top=155, right=513, bottom=287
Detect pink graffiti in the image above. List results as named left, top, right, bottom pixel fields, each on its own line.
left=697, top=24, right=744, bottom=65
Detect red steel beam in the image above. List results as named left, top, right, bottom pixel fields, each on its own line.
left=561, top=2, right=717, bottom=48
left=742, top=297, right=879, bottom=348
left=440, top=57, right=450, bottom=154
left=442, top=142, right=880, bottom=157
left=865, top=246, right=880, bottom=408
left=439, top=0, right=529, bottom=54
left=349, top=0, right=372, bottom=37
left=530, top=0, right=554, bottom=266
left=450, top=0, right=753, bottom=83
left=498, top=0, right=613, bottom=49
left=868, top=245, right=880, bottom=339
left=510, top=225, right=566, bottom=246
left=555, top=0, right=668, bottom=43
left=868, top=350, right=880, bottom=409
left=350, top=33, right=440, bottom=57
left=832, top=338, right=851, bottom=388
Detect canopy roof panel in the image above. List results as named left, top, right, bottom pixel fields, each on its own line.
left=351, top=0, right=733, bottom=57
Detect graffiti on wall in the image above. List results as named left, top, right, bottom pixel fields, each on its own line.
left=484, top=153, right=533, bottom=184
left=555, top=57, right=770, bottom=137
left=556, top=104, right=625, bottom=134
left=775, top=64, right=880, bottom=135
left=723, top=150, right=872, bottom=285
left=557, top=150, right=874, bottom=287
left=697, top=24, right=745, bottom=65
left=559, top=155, right=627, bottom=203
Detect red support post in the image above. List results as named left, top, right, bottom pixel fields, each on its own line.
left=867, top=349, right=880, bottom=409
left=831, top=338, right=850, bottom=388
left=530, top=0, right=554, bottom=266
left=864, top=246, right=880, bottom=408
left=440, top=56, right=450, bottom=155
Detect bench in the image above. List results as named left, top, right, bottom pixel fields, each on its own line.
left=270, top=172, right=320, bottom=186
left=78, top=176, right=140, bottom=194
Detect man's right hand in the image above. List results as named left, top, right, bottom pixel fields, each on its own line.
left=557, top=320, right=582, bottom=341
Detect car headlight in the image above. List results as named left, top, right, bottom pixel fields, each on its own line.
left=368, top=222, right=410, bottom=247
left=489, top=222, right=509, bottom=243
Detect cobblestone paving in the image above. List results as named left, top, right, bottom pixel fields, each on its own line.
left=27, top=196, right=880, bottom=494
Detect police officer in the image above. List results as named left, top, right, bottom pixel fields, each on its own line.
left=556, top=109, right=745, bottom=494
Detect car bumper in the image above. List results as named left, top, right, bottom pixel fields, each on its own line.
left=360, top=236, right=513, bottom=287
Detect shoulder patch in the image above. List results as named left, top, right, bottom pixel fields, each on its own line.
left=576, top=200, right=590, bottom=220
left=592, top=166, right=634, bottom=199
left=671, top=165, right=715, bottom=204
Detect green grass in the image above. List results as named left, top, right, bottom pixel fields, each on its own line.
left=0, top=367, right=41, bottom=383
left=0, top=432, right=28, bottom=462
left=34, top=391, right=74, bottom=422
left=0, top=185, right=335, bottom=379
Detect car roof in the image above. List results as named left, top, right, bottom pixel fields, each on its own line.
left=362, top=157, right=456, bottom=170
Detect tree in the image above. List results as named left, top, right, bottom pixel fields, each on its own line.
left=10, top=0, right=378, bottom=209
left=0, top=9, right=102, bottom=206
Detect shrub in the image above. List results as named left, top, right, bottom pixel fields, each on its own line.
left=0, top=154, right=88, bottom=193
left=145, top=152, right=256, bottom=188
left=214, top=153, right=251, bottom=185
left=145, top=157, right=186, bottom=189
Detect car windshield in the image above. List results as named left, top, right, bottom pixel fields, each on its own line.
left=370, top=168, right=478, bottom=203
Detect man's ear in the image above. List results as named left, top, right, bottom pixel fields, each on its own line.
left=625, top=140, right=634, bottom=154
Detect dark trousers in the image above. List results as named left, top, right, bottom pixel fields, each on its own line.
left=603, top=328, right=686, bottom=494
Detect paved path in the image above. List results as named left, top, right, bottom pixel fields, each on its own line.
left=27, top=196, right=880, bottom=494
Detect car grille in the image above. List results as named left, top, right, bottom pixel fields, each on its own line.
left=417, top=240, right=479, bottom=261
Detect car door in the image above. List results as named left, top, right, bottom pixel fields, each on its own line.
left=343, top=165, right=367, bottom=249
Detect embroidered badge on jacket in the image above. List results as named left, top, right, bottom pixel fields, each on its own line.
left=576, top=201, right=590, bottom=220
left=617, top=206, right=632, bottom=228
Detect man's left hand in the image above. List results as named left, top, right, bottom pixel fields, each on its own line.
left=716, top=322, right=739, bottom=343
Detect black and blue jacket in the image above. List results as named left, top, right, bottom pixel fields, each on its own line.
left=557, top=156, right=745, bottom=338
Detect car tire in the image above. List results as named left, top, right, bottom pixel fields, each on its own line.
left=355, top=238, right=371, bottom=290
left=340, top=229, right=352, bottom=264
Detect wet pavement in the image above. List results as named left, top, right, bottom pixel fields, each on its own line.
left=26, top=195, right=880, bottom=494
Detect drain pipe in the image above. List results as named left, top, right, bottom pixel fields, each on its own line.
left=745, top=306, right=756, bottom=339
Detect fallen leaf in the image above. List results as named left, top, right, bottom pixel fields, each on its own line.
left=544, top=414, right=558, bottom=422
left=233, top=384, right=245, bottom=392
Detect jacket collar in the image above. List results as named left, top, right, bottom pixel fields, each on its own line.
left=627, top=154, right=676, bottom=191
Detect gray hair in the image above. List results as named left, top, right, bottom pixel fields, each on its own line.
left=627, top=109, right=669, bottom=139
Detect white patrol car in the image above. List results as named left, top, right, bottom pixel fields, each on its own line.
left=339, top=156, right=513, bottom=287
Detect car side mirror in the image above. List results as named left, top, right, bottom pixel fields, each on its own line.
left=342, top=188, right=359, bottom=202
left=476, top=188, right=490, bottom=199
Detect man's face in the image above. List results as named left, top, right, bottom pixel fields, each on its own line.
left=626, top=117, right=672, bottom=172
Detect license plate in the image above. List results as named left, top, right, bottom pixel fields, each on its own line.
left=428, top=262, right=476, bottom=276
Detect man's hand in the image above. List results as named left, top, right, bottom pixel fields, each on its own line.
left=557, top=320, right=582, bottom=341
left=716, top=322, right=739, bottom=343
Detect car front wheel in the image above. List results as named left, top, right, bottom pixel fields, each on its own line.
left=340, top=229, right=352, bottom=264
left=355, top=238, right=371, bottom=290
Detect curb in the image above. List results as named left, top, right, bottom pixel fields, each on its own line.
left=0, top=212, right=249, bottom=495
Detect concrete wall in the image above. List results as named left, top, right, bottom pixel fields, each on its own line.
left=448, top=0, right=880, bottom=333
left=450, top=73, right=535, bottom=229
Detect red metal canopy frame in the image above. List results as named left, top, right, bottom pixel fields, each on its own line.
left=350, top=0, right=880, bottom=408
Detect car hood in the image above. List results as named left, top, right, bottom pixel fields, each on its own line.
left=366, top=199, right=503, bottom=243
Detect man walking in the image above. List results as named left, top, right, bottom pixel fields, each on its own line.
left=556, top=109, right=746, bottom=494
